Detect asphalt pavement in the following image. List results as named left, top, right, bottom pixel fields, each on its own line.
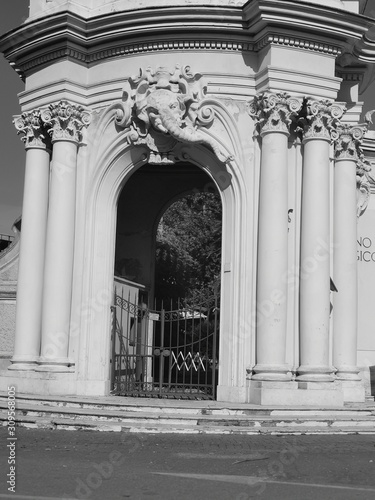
left=1, top=428, right=375, bottom=500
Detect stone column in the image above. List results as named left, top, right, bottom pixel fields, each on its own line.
left=37, top=101, right=90, bottom=372
left=297, top=99, right=345, bottom=382
left=9, top=111, right=50, bottom=370
left=332, top=124, right=366, bottom=382
left=250, top=92, right=301, bottom=381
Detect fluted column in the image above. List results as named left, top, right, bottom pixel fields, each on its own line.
left=250, top=92, right=301, bottom=380
left=297, top=99, right=345, bottom=382
left=332, top=125, right=366, bottom=381
left=9, top=111, right=50, bottom=370
left=37, top=101, right=90, bottom=372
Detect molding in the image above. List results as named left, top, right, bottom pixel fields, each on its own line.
left=255, top=66, right=342, bottom=99
left=1, top=2, right=375, bottom=79
left=255, top=34, right=341, bottom=56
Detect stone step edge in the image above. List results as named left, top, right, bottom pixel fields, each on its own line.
left=2, top=412, right=375, bottom=429
left=1, top=395, right=374, bottom=417
left=2, top=392, right=374, bottom=413
left=1, top=404, right=375, bottom=422
left=3, top=416, right=375, bottom=435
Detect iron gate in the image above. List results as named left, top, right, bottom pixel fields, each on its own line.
left=111, top=294, right=219, bottom=399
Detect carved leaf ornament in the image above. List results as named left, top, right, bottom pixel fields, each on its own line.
left=13, top=110, right=47, bottom=149
left=115, top=64, right=232, bottom=164
left=13, top=101, right=91, bottom=149
left=248, top=92, right=302, bottom=136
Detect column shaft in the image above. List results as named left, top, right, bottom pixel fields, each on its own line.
left=253, top=132, right=290, bottom=380
left=37, top=100, right=90, bottom=372
left=332, top=122, right=366, bottom=382
left=249, top=92, right=301, bottom=381
left=333, top=159, right=358, bottom=378
left=298, top=138, right=333, bottom=381
left=38, top=141, right=78, bottom=370
left=10, top=147, right=50, bottom=369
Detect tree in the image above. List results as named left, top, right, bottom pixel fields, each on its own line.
left=155, top=191, right=222, bottom=303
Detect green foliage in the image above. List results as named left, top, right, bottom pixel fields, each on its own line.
left=155, top=191, right=222, bottom=302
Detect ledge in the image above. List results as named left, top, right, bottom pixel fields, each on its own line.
left=0, top=1, right=374, bottom=80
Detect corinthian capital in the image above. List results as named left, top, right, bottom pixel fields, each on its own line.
left=248, top=92, right=302, bottom=136
left=301, top=99, right=345, bottom=142
left=41, top=100, right=91, bottom=143
left=13, top=110, right=47, bottom=149
left=334, top=124, right=367, bottom=161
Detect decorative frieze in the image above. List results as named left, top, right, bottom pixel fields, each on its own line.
left=299, top=99, right=345, bottom=142
left=13, top=110, right=48, bottom=150
left=248, top=92, right=302, bottom=136
left=41, top=100, right=91, bottom=143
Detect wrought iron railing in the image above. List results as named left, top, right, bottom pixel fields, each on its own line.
left=111, top=293, right=219, bottom=400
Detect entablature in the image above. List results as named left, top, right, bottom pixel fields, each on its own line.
left=1, top=1, right=374, bottom=81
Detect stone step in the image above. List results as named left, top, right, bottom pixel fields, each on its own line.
left=2, top=412, right=375, bottom=435
left=1, top=392, right=374, bottom=435
left=2, top=400, right=375, bottom=423
left=1, top=392, right=375, bottom=417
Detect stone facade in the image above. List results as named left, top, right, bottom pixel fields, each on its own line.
left=0, top=0, right=374, bottom=404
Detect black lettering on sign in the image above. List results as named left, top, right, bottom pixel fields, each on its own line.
left=357, top=236, right=375, bottom=263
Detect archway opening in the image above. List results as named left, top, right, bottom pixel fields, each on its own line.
left=112, top=161, right=222, bottom=399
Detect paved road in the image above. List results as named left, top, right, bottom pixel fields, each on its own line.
left=1, top=428, right=375, bottom=499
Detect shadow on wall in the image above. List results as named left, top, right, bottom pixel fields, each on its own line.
left=370, top=366, right=375, bottom=396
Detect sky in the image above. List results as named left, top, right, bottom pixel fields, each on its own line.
left=0, top=1, right=375, bottom=235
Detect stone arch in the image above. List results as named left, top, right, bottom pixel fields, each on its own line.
left=75, top=105, right=254, bottom=400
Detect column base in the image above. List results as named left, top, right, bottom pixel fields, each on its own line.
left=251, top=364, right=292, bottom=382
left=334, top=365, right=361, bottom=381
left=35, top=357, right=72, bottom=373
left=8, top=355, right=39, bottom=371
left=247, top=380, right=343, bottom=406
left=296, top=365, right=335, bottom=382
left=8, top=362, right=38, bottom=371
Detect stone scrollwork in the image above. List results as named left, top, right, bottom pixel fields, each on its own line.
left=41, top=100, right=91, bottom=143
left=333, top=124, right=367, bottom=162
left=115, top=64, right=233, bottom=164
left=356, top=156, right=373, bottom=218
left=300, top=99, right=345, bottom=142
left=13, top=110, right=48, bottom=149
left=248, top=92, right=302, bottom=136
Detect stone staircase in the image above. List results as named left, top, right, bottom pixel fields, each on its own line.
left=1, top=393, right=375, bottom=435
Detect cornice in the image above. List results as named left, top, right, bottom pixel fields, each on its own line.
left=1, top=1, right=374, bottom=80
left=254, top=34, right=342, bottom=55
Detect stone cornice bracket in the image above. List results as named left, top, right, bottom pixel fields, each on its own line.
left=40, top=100, right=91, bottom=144
left=13, top=110, right=49, bottom=150
left=248, top=92, right=302, bottom=137
left=114, top=64, right=233, bottom=165
left=299, top=99, right=346, bottom=143
left=333, top=123, right=367, bottom=162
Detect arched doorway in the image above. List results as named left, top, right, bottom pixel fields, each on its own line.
left=111, top=162, right=222, bottom=399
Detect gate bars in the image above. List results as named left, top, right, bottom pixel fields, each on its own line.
left=110, top=293, right=219, bottom=399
